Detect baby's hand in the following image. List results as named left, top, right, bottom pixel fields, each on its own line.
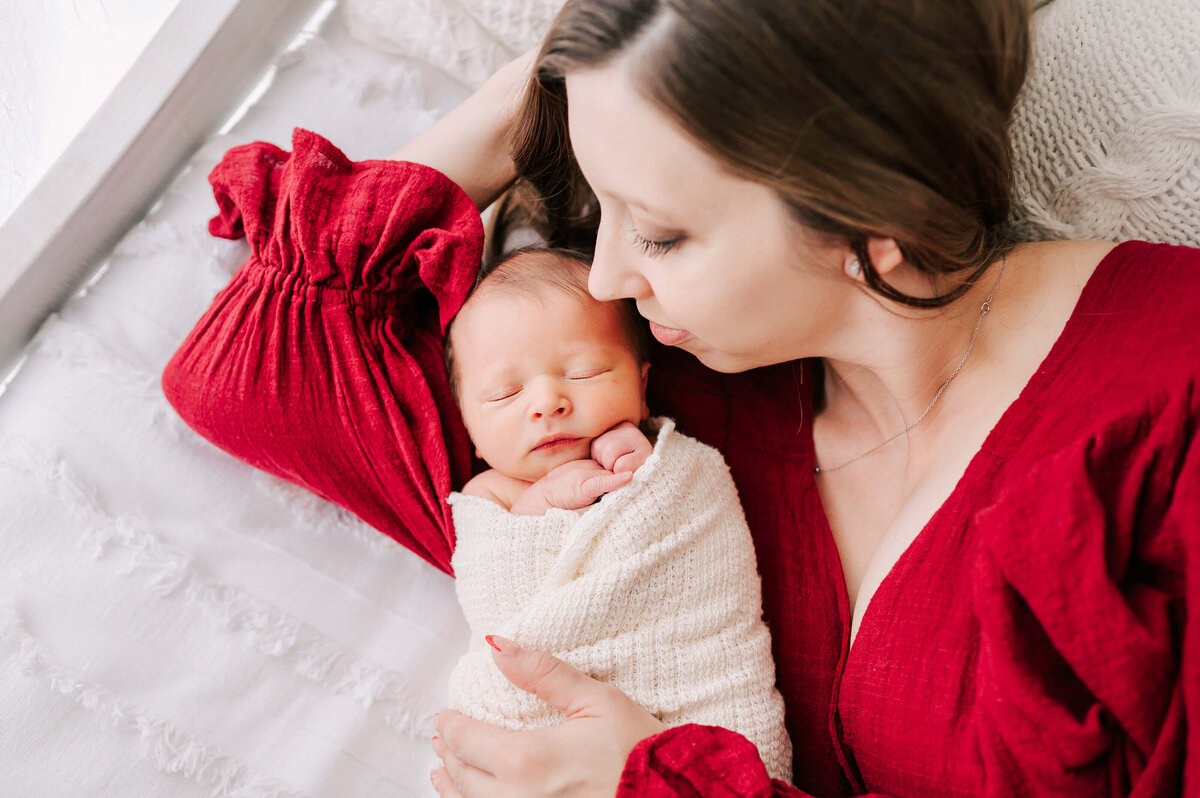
left=510, top=459, right=632, bottom=514
left=591, top=421, right=653, bottom=475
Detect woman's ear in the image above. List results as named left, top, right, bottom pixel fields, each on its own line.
left=866, top=237, right=904, bottom=276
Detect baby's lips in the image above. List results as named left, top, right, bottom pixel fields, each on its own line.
left=530, top=434, right=585, bottom=452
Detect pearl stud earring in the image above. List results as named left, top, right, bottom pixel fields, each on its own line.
left=847, top=259, right=862, bottom=277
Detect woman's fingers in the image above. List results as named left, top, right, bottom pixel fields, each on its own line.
left=487, top=636, right=612, bottom=717
left=435, top=641, right=668, bottom=795
left=435, top=710, right=512, bottom=777
left=433, top=740, right=501, bottom=798
left=429, top=766, right=464, bottom=798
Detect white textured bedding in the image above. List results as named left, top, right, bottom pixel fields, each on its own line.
left=0, top=9, right=472, bottom=797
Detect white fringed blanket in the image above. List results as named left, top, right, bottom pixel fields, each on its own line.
left=0, top=11, right=472, bottom=796
left=446, top=418, right=793, bottom=783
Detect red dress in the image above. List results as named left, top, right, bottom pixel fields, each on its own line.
left=163, top=130, right=1200, bottom=797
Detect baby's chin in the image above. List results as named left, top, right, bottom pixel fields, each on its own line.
left=521, top=438, right=593, bottom=481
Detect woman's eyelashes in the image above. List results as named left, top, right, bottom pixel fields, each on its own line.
left=628, top=227, right=683, bottom=256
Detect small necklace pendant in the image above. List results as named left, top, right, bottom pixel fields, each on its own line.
left=811, top=254, right=1008, bottom=476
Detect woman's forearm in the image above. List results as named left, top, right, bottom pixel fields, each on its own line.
left=390, top=51, right=535, bottom=210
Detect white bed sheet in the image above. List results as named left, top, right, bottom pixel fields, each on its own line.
left=0, top=7, right=472, bottom=797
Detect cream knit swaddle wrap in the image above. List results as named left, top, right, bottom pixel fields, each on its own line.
left=446, top=418, right=792, bottom=783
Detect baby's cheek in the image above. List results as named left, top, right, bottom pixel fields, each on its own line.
left=599, top=379, right=645, bottom=414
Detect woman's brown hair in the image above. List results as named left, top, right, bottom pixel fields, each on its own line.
left=502, top=0, right=1032, bottom=308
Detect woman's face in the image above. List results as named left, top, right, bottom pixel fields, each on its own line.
left=566, top=62, right=848, bottom=373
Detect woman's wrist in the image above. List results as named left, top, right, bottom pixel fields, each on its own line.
left=391, top=50, right=535, bottom=210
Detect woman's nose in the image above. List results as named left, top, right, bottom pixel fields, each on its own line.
left=589, top=222, right=651, bottom=301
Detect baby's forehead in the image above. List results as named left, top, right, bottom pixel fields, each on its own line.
left=457, top=251, right=589, bottom=323
left=475, top=250, right=591, bottom=299
left=458, top=282, right=617, bottom=342
left=454, top=287, right=632, bottom=366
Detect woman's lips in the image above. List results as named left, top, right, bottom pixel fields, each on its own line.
left=648, top=320, right=693, bottom=346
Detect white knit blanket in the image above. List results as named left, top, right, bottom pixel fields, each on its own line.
left=341, top=0, right=563, bottom=87
left=1009, top=0, right=1200, bottom=245
left=446, top=418, right=793, bottom=783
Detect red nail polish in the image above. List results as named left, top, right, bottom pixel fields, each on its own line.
left=485, top=634, right=502, bottom=653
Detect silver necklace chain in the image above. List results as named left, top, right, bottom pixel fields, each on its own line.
left=813, top=254, right=1008, bottom=476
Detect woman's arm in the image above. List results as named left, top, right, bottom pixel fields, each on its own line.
left=163, top=130, right=483, bottom=575
left=391, top=51, right=535, bottom=210
left=430, top=638, right=827, bottom=798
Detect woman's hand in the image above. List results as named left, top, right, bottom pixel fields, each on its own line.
left=431, top=636, right=666, bottom=797
left=390, top=49, right=537, bottom=210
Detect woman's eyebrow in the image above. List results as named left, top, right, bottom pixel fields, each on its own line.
left=625, top=197, right=685, bottom=226
left=591, top=182, right=667, bottom=217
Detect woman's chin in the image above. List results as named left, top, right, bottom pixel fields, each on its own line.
left=688, top=345, right=765, bottom=375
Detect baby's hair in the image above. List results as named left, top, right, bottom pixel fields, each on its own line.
left=445, top=246, right=650, bottom=401
left=474, top=245, right=596, bottom=302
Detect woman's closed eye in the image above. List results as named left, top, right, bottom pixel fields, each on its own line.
left=629, top=229, right=683, bottom=257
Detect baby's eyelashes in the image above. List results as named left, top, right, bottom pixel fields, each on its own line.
left=482, top=369, right=608, bottom=402
left=566, top=368, right=609, bottom=380
left=485, top=385, right=522, bottom=402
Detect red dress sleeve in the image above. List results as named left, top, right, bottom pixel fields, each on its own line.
left=619, top=725, right=895, bottom=797
left=619, top=725, right=805, bottom=796
left=966, top=385, right=1200, bottom=796
left=161, top=128, right=483, bottom=574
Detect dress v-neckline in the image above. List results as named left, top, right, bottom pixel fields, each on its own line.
left=810, top=242, right=1129, bottom=661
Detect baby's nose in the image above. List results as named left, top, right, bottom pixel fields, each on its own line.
left=530, top=384, right=571, bottom=418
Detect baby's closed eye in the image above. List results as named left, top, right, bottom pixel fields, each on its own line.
left=485, top=385, right=522, bottom=402
left=566, top=368, right=609, bottom=380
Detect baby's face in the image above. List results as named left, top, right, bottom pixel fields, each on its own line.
left=452, top=287, right=649, bottom=483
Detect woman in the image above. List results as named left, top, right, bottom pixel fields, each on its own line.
left=405, top=0, right=1200, bottom=795
left=163, top=0, right=1199, bottom=795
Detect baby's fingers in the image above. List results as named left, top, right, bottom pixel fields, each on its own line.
left=589, top=438, right=622, bottom=472
left=580, top=469, right=633, bottom=502
left=611, top=450, right=643, bottom=474
left=613, top=440, right=653, bottom=474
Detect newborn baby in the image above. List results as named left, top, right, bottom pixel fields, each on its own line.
left=443, top=247, right=792, bottom=782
